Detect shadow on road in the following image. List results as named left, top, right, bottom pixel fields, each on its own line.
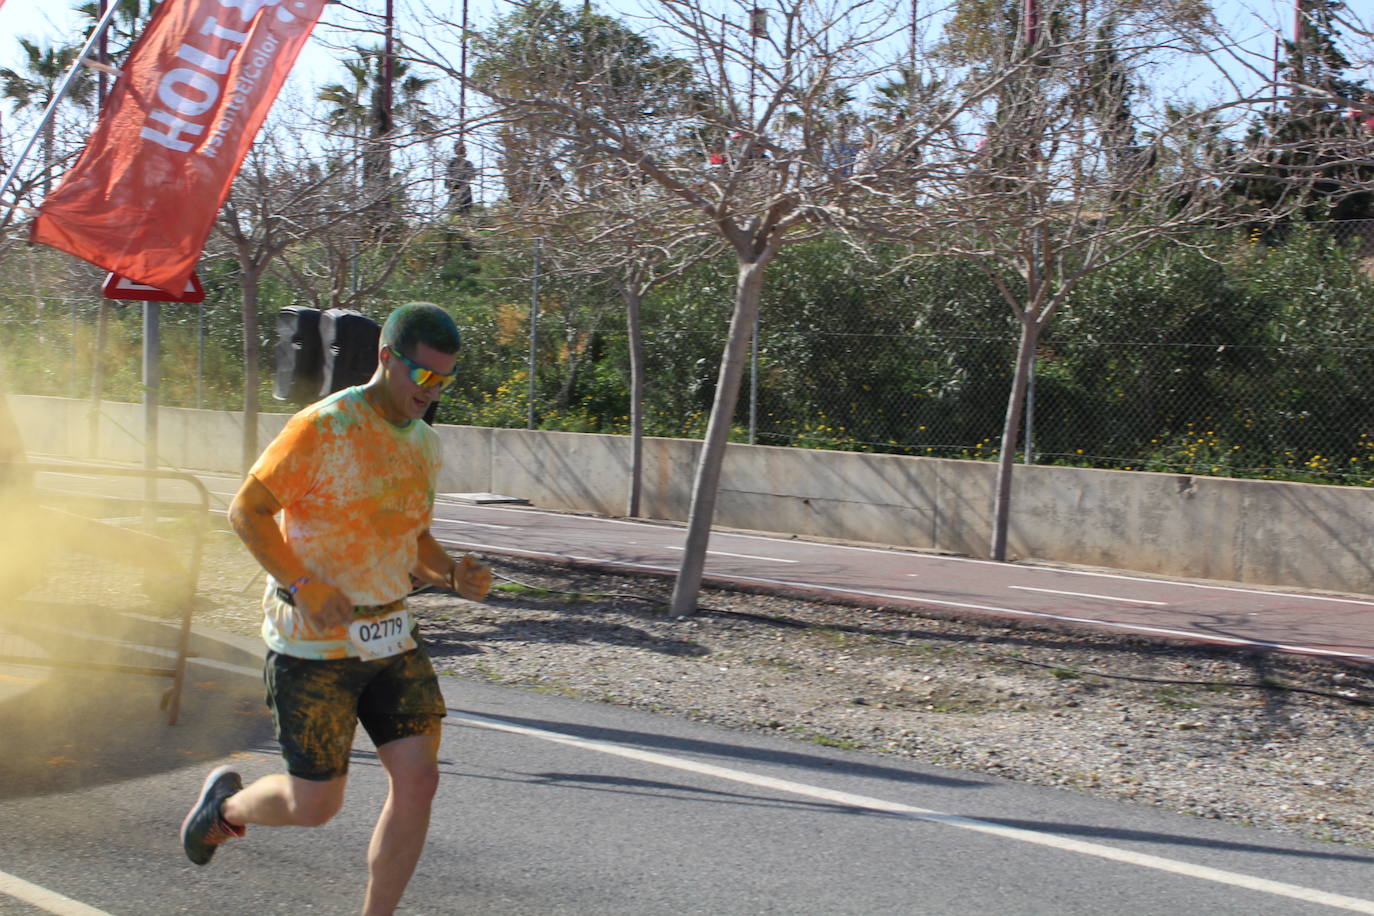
left=444, top=707, right=984, bottom=789
left=0, top=600, right=273, bottom=801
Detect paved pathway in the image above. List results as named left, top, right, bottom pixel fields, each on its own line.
left=429, top=498, right=1374, bottom=664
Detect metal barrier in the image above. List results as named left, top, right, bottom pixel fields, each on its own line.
left=0, top=462, right=210, bottom=725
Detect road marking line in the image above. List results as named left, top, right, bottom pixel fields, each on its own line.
left=452, top=711, right=1374, bottom=913
left=434, top=519, right=513, bottom=530
left=1008, top=586, right=1168, bottom=606
left=658, top=545, right=799, bottom=564
left=434, top=538, right=1374, bottom=662
left=603, top=540, right=799, bottom=565
left=1017, top=565, right=1374, bottom=607
left=437, top=539, right=680, bottom=575
left=0, top=870, right=113, bottom=915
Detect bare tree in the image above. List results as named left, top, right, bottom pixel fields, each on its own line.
left=211, top=121, right=428, bottom=471
left=857, top=0, right=1325, bottom=561
left=510, top=196, right=724, bottom=516
left=0, top=39, right=96, bottom=200
left=441, top=0, right=962, bottom=614
left=416, top=0, right=1340, bottom=588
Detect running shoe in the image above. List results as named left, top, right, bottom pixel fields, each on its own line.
left=180, top=765, right=245, bottom=865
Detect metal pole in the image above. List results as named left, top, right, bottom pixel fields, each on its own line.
left=383, top=0, right=395, bottom=129
left=748, top=312, right=759, bottom=444
left=1024, top=359, right=1035, bottom=464
left=1023, top=0, right=1040, bottom=49
left=0, top=0, right=122, bottom=208
left=196, top=299, right=206, bottom=409
left=142, top=301, right=161, bottom=512
left=459, top=0, right=469, bottom=132
left=527, top=239, right=540, bottom=429
left=97, top=0, right=110, bottom=110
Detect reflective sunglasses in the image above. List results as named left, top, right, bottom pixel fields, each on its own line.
left=387, top=347, right=457, bottom=391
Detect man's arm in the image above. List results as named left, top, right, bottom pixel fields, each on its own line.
left=228, top=474, right=354, bottom=630
left=412, top=529, right=491, bottom=601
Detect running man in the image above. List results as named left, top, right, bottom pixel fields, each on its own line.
left=180, top=302, right=491, bottom=915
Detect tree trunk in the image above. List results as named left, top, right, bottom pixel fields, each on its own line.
left=669, top=254, right=770, bottom=616
left=624, top=283, right=645, bottom=517
left=990, top=315, right=1041, bottom=562
left=554, top=331, right=581, bottom=410
left=240, top=267, right=261, bottom=474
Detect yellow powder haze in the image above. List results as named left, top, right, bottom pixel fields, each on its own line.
left=0, top=394, right=257, bottom=796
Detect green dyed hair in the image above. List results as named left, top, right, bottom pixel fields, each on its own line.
left=381, top=302, right=461, bottom=357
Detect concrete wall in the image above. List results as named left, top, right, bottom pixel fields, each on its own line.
left=10, top=394, right=1374, bottom=596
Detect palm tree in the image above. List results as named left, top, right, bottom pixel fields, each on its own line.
left=74, top=0, right=159, bottom=62
left=75, top=0, right=159, bottom=103
left=316, top=46, right=437, bottom=207
left=0, top=38, right=95, bottom=197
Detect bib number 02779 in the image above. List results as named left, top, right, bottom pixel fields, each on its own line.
left=348, top=607, right=416, bottom=660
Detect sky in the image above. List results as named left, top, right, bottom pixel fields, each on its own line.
left=0, top=0, right=1369, bottom=175
left=0, top=0, right=1345, bottom=94
left=0, top=0, right=479, bottom=93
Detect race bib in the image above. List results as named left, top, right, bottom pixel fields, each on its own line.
left=348, top=607, right=416, bottom=660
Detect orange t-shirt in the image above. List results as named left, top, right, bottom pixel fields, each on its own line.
left=250, top=387, right=441, bottom=659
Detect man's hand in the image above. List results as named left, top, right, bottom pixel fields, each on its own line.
left=294, top=579, right=355, bottom=634
left=231, top=476, right=357, bottom=635
left=451, top=554, right=492, bottom=602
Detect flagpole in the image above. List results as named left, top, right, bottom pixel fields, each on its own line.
left=0, top=0, right=123, bottom=210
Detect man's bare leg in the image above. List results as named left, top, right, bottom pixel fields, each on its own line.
left=182, top=769, right=347, bottom=866
left=362, top=734, right=441, bottom=916
left=222, top=773, right=347, bottom=828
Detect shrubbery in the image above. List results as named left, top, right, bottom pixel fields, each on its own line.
left=4, top=224, right=1373, bottom=484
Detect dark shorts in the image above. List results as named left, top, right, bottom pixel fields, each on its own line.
left=265, top=634, right=446, bottom=781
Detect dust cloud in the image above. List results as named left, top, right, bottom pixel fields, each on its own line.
left=0, top=392, right=256, bottom=797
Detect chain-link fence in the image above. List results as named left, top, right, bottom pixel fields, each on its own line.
left=4, top=220, right=1374, bottom=486
left=454, top=219, right=1374, bottom=486
left=733, top=220, right=1374, bottom=484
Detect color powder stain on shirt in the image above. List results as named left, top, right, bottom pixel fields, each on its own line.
left=250, top=386, right=441, bottom=660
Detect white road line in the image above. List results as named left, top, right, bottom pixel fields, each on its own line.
left=233, top=526, right=1371, bottom=663
left=658, top=545, right=799, bottom=564
left=451, top=711, right=1374, bottom=914
left=0, top=870, right=113, bottom=916
left=439, top=539, right=680, bottom=575
left=1008, top=586, right=1168, bottom=606
left=616, top=540, right=799, bottom=565
left=1012, top=564, right=1374, bottom=607
left=435, top=519, right=512, bottom=531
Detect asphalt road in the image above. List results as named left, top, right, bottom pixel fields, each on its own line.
left=7, top=465, right=1374, bottom=914
left=4, top=642, right=1374, bottom=916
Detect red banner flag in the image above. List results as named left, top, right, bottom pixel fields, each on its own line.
left=32, top=0, right=325, bottom=293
